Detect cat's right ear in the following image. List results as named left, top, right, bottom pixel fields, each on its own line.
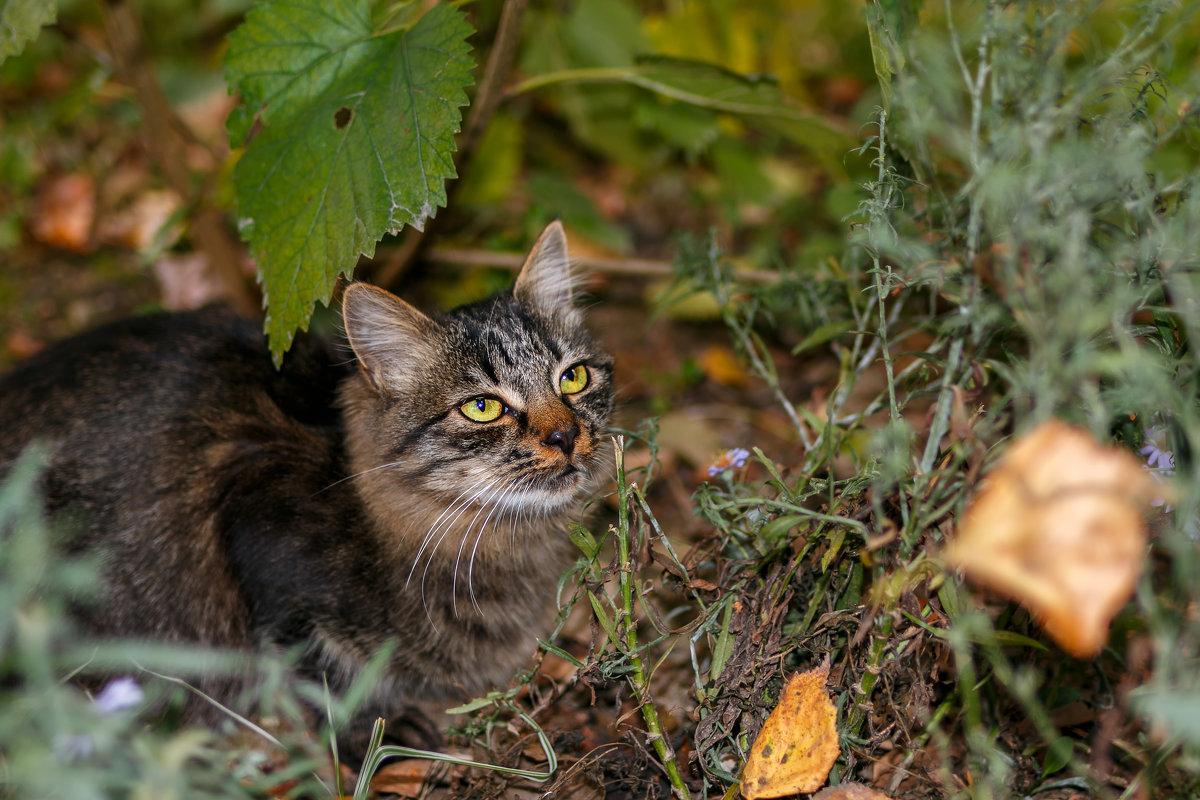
left=514, top=220, right=579, bottom=321
left=342, top=283, right=435, bottom=394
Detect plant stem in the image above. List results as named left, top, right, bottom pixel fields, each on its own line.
left=846, top=613, right=893, bottom=737
left=868, top=107, right=901, bottom=424
left=614, top=438, right=691, bottom=800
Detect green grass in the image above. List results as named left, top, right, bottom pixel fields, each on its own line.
left=559, top=1, right=1200, bottom=797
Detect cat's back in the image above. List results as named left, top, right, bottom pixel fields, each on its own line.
left=0, top=307, right=354, bottom=641
left=0, top=307, right=346, bottom=467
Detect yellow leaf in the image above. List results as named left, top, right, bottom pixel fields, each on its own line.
left=698, top=344, right=751, bottom=387
left=945, top=420, right=1159, bottom=658
left=740, top=663, right=840, bottom=799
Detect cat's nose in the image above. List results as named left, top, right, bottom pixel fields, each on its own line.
left=542, top=423, right=580, bottom=457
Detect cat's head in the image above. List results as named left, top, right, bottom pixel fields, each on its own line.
left=340, top=222, right=614, bottom=524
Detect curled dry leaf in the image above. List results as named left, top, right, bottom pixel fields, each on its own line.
left=946, top=420, right=1158, bottom=658
left=740, top=663, right=840, bottom=799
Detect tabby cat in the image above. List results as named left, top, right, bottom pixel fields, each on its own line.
left=0, top=222, right=613, bottom=745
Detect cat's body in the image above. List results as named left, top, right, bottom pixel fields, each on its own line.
left=0, top=223, right=612, bottom=737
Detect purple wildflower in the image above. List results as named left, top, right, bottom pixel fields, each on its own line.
left=1140, top=426, right=1175, bottom=509
left=707, top=447, right=751, bottom=477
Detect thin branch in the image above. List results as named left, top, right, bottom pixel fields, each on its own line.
left=99, top=0, right=258, bottom=317
left=410, top=246, right=780, bottom=284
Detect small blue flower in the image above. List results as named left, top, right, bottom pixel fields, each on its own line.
left=1140, top=441, right=1175, bottom=472
left=707, top=448, right=751, bottom=477
left=1140, top=426, right=1175, bottom=509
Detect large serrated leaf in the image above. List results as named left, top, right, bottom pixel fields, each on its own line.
left=1, top=0, right=57, bottom=62
left=225, top=0, right=473, bottom=364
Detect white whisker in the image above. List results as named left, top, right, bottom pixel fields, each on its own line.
left=407, top=482, right=491, bottom=587
left=449, top=480, right=508, bottom=618
left=412, top=479, right=500, bottom=629
left=465, top=480, right=522, bottom=615
left=314, top=460, right=405, bottom=495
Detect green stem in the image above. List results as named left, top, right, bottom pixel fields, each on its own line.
left=614, top=438, right=692, bottom=800
left=507, top=66, right=845, bottom=132
left=846, top=614, right=893, bottom=736
left=868, top=108, right=900, bottom=425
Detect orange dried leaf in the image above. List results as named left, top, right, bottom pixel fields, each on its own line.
left=698, top=344, right=752, bottom=387
left=812, top=783, right=898, bottom=800
left=741, top=664, right=840, bottom=799
left=31, top=173, right=95, bottom=252
left=367, top=757, right=433, bottom=797
left=946, top=421, right=1157, bottom=658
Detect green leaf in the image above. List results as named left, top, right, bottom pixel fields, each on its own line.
left=757, top=514, right=805, bottom=546
left=538, top=640, right=585, bottom=668
left=568, top=523, right=600, bottom=560
left=587, top=590, right=619, bottom=649
left=633, top=99, right=719, bottom=157
left=511, top=57, right=855, bottom=168
left=865, top=0, right=917, bottom=111
left=562, top=0, right=646, bottom=68
left=0, top=0, right=56, bottom=62
left=708, top=595, right=736, bottom=685
left=225, top=0, right=474, bottom=364
left=791, top=320, right=858, bottom=355
left=865, top=4, right=896, bottom=112
left=1041, top=736, right=1074, bottom=777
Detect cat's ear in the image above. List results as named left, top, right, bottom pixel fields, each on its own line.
left=342, top=283, right=436, bottom=394
left=514, top=221, right=578, bottom=319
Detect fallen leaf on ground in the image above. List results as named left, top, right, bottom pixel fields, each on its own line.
left=98, top=189, right=182, bottom=251
left=31, top=172, right=95, bottom=252
left=4, top=328, right=43, bottom=361
left=812, top=783, right=897, bottom=800
left=656, top=410, right=724, bottom=470
left=945, top=420, right=1158, bottom=658
left=153, top=253, right=227, bottom=310
left=740, top=663, right=840, bottom=799
left=698, top=344, right=751, bottom=387
left=367, top=758, right=433, bottom=797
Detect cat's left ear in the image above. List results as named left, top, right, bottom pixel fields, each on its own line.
left=514, top=221, right=579, bottom=320
left=342, top=283, right=437, bottom=395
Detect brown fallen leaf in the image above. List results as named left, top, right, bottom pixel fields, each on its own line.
left=812, top=783, right=897, bottom=800
left=945, top=420, right=1158, bottom=658
left=656, top=410, right=725, bottom=470
left=367, top=757, right=434, bottom=797
left=31, top=172, right=95, bottom=252
left=740, top=663, right=840, bottom=799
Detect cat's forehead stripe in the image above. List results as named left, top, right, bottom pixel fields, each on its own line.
left=452, top=300, right=579, bottom=378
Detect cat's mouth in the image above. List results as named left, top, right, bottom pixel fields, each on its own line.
left=531, top=464, right=581, bottom=493
left=491, top=464, right=586, bottom=514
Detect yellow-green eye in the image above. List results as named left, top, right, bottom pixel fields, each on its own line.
left=559, top=364, right=589, bottom=395
left=460, top=397, right=504, bottom=423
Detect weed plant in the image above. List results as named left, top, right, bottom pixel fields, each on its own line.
left=0, top=451, right=354, bottom=798
left=566, top=1, right=1200, bottom=798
